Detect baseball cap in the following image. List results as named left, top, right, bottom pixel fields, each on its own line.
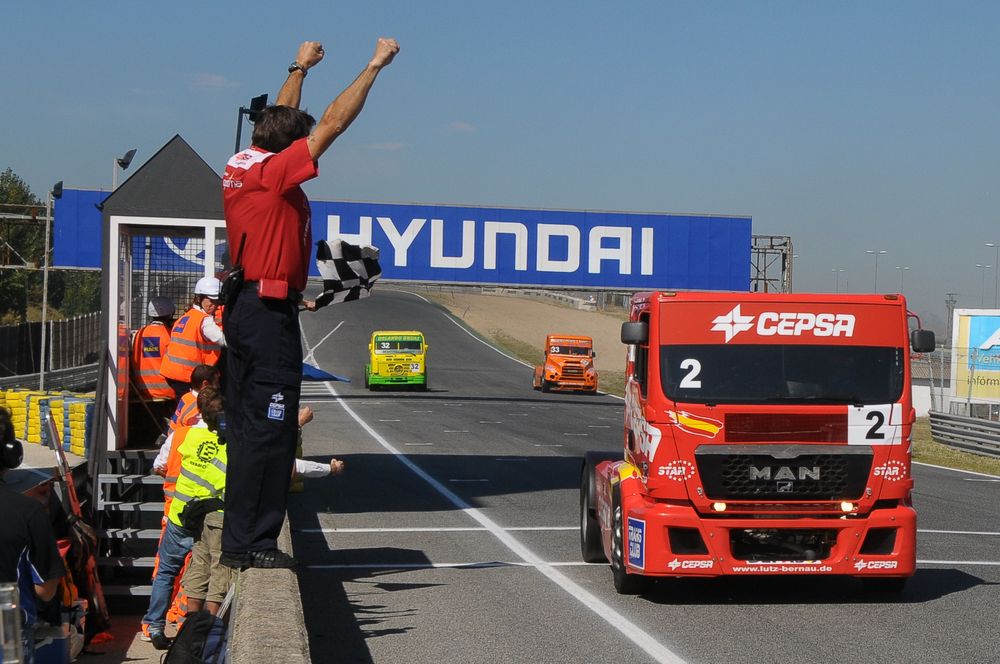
left=147, top=296, right=175, bottom=318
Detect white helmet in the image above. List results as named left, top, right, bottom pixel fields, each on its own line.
left=147, top=296, right=175, bottom=318
left=194, top=276, right=221, bottom=298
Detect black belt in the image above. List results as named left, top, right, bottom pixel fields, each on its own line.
left=243, top=280, right=303, bottom=303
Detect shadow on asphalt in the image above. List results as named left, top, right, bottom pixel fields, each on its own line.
left=296, top=545, right=436, bottom=664
left=637, top=567, right=988, bottom=605
left=289, top=453, right=590, bottom=514
left=301, top=391, right=622, bottom=408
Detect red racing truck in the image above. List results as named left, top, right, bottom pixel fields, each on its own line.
left=581, top=292, right=935, bottom=594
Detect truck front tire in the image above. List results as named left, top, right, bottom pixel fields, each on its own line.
left=580, top=463, right=606, bottom=563
left=611, top=488, right=648, bottom=595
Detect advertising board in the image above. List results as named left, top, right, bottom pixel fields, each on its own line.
left=950, top=308, right=1000, bottom=402
left=55, top=190, right=751, bottom=291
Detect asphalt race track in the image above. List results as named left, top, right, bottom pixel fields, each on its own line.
left=289, top=289, right=1000, bottom=664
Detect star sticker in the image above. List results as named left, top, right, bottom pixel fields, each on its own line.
left=711, top=305, right=755, bottom=343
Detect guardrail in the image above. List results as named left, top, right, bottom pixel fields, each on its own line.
left=929, top=410, right=1000, bottom=458
left=0, top=364, right=99, bottom=392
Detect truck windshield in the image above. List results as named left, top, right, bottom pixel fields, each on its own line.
left=550, top=346, right=591, bottom=356
left=375, top=338, right=423, bottom=353
left=660, top=345, right=904, bottom=405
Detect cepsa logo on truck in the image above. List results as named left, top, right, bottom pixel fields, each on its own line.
left=579, top=292, right=936, bottom=596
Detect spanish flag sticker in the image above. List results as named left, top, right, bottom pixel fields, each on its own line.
left=667, top=410, right=723, bottom=439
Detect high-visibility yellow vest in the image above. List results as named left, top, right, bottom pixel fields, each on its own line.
left=167, top=427, right=227, bottom=528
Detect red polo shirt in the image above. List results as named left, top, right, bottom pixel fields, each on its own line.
left=222, top=137, right=318, bottom=292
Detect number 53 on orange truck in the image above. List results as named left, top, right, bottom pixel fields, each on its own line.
left=580, top=291, right=935, bottom=594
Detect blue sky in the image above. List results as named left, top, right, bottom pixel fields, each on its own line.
left=3, top=1, right=999, bottom=326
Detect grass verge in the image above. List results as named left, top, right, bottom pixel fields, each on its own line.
left=911, top=417, right=1000, bottom=475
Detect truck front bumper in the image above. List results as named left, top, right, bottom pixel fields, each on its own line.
left=621, top=494, right=915, bottom=578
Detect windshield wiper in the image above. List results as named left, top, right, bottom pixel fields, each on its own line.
left=764, top=395, right=868, bottom=406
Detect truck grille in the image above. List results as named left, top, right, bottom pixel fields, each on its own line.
left=561, top=362, right=585, bottom=378
left=695, top=444, right=872, bottom=500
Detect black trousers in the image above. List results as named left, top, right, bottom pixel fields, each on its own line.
left=221, top=287, right=302, bottom=553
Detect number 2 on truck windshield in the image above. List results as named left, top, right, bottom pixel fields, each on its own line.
left=660, top=345, right=904, bottom=405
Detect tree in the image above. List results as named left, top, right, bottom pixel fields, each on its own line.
left=0, top=168, right=42, bottom=322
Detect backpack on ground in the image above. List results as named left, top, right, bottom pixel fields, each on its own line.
left=161, top=610, right=226, bottom=664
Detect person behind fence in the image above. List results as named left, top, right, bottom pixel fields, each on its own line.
left=166, top=364, right=221, bottom=433
left=0, top=407, right=65, bottom=664
left=132, top=296, right=176, bottom=401
left=141, top=387, right=226, bottom=650
left=160, top=277, right=226, bottom=398
left=219, top=37, right=399, bottom=570
left=173, top=387, right=233, bottom=618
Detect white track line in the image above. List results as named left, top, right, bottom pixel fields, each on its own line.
left=305, top=559, right=1000, bottom=569
left=321, top=380, right=686, bottom=664
left=919, top=529, right=1000, bottom=536
left=403, top=290, right=533, bottom=368
left=914, top=461, right=1000, bottom=479
left=305, top=527, right=571, bottom=533
left=300, top=526, right=1000, bottom=537
left=301, top=320, right=344, bottom=364
left=307, top=561, right=594, bottom=569
left=399, top=289, right=627, bottom=401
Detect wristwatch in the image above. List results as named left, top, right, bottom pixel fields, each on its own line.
left=288, top=62, right=308, bottom=76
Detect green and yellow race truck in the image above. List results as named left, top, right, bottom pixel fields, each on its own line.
left=365, top=330, right=429, bottom=390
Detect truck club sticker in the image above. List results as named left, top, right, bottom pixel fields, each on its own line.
left=711, top=305, right=856, bottom=343
left=627, top=518, right=645, bottom=569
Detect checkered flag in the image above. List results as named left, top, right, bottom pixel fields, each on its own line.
left=314, top=239, right=382, bottom=308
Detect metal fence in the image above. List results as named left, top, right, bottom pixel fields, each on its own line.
left=0, top=312, right=99, bottom=377
left=929, top=411, right=1000, bottom=458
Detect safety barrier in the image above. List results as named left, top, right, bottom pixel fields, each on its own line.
left=0, top=363, right=99, bottom=392
left=0, top=387, right=96, bottom=458
left=929, top=410, right=1000, bottom=458
left=229, top=517, right=310, bottom=663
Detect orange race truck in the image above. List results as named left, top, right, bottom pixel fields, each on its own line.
left=580, top=292, right=935, bottom=594
left=533, top=334, right=598, bottom=393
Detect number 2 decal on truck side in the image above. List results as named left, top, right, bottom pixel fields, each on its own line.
left=848, top=404, right=900, bottom=445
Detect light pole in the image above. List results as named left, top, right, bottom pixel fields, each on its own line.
left=895, top=266, right=910, bottom=292
left=987, top=242, right=1000, bottom=307
left=865, top=249, right=887, bottom=292
left=831, top=268, right=845, bottom=293
left=234, top=93, right=269, bottom=154
left=113, top=148, right=137, bottom=190
left=40, top=181, right=63, bottom=390
left=976, top=264, right=992, bottom=307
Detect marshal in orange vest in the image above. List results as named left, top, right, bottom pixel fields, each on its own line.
left=132, top=323, right=174, bottom=399
left=160, top=308, right=222, bottom=383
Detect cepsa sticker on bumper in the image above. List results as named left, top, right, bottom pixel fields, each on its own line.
left=627, top=518, right=645, bottom=569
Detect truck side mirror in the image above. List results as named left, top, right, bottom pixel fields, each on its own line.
left=910, top=329, right=935, bottom=353
left=591, top=351, right=597, bottom=358
left=621, top=321, right=648, bottom=345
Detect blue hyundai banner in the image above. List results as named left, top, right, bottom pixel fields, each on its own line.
left=315, top=201, right=750, bottom=291
left=56, top=190, right=751, bottom=291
